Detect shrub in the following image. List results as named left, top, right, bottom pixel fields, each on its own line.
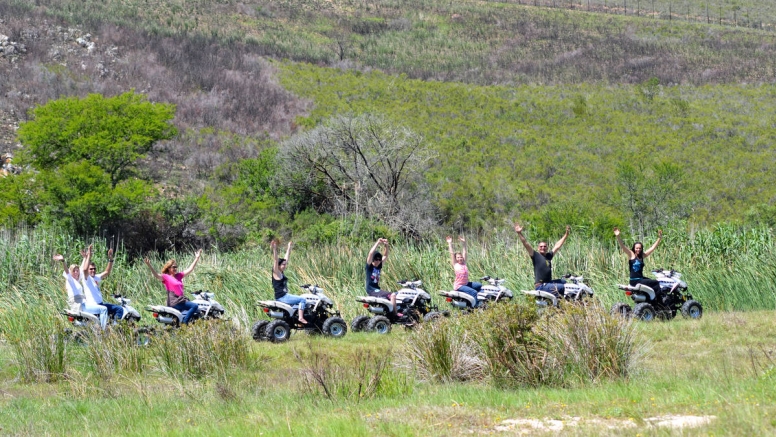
left=407, top=300, right=642, bottom=388
left=82, top=324, right=148, bottom=377
left=405, top=317, right=484, bottom=383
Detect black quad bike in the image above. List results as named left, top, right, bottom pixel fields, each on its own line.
left=351, top=280, right=440, bottom=334
left=253, top=284, right=347, bottom=343
left=611, top=269, right=702, bottom=321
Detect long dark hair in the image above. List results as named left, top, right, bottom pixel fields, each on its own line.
left=631, top=242, right=644, bottom=259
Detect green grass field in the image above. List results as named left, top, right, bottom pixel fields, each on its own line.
left=1, top=310, right=775, bottom=435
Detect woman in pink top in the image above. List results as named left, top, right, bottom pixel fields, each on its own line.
left=143, top=249, right=202, bottom=324
left=446, top=235, right=481, bottom=308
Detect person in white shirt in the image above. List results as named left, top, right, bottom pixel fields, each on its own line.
left=82, top=245, right=123, bottom=322
left=53, top=249, right=108, bottom=329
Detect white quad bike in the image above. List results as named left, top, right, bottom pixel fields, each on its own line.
left=146, top=290, right=226, bottom=327
left=60, top=294, right=146, bottom=344
left=612, top=269, right=702, bottom=321
left=439, top=275, right=514, bottom=311
left=61, top=294, right=141, bottom=326
left=522, top=274, right=595, bottom=308
left=351, top=279, right=440, bottom=334
left=253, top=284, right=347, bottom=343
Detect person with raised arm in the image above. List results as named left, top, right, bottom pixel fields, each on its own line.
left=53, top=249, right=108, bottom=329
left=143, top=249, right=202, bottom=325
left=270, top=240, right=308, bottom=324
left=82, top=245, right=124, bottom=322
left=514, top=223, right=570, bottom=298
left=446, top=235, right=482, bottom=308
left=615, top=227, right=663, bottom=299
left=366, top=238, right=400, bottom=316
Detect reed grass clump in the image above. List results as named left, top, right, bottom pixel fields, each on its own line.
left=407, top=300, right=642, bottom=388
left=294, top=341, right=409, bottom=402
left=406, top=317, right=485, bottom=383
left=83, top=324, right=149, bottom=377
left=0, top=306, right=69, bottom=382
left=150, top=320, right=251, bottom=379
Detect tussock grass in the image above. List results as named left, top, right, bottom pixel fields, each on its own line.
left=408, top=301, right=641, bottom=388
left=0, top=306, right=69, bottom=383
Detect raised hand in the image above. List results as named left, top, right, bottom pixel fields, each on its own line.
left=565, top=225, right=571, bottom=234
left=287, top=241, right=293, bottom=250
left=658, top=229, right=663, bottom=238
left=195, top=248, right=203, bottom=258
left=53, top=254, right=64, bottom=262
left=614, top=227, right=620, bottom=237
left=445, top=235, right=453, bottom=244
left=514, top=223, right=524, bottom=233
left=108, top=248, right=114, bottom=259
left=270, top=240, right=278, bottom=250
left=458, top=235, right=466, bottom=243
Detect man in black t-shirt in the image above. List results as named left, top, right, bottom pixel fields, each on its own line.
left=514, top=223, right=570, bottom=297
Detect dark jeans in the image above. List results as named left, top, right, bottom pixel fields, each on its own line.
left=630, top=278, right=662, bottom=300
left=536, top=279, right=566, bottom=298
left=456, top=282, right=482, bottom=306
left=173, top=300, right=200, bottom=324
left=102, top=303, right=124, bottom=320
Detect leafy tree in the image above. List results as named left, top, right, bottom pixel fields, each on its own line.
left=17, top=91, right=177, bottom=188
left=40, top=162, right=152, bottom=235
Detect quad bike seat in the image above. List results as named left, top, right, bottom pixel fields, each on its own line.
left=146, top=305, right=184, bottom=322
left=62, top=308, right=100, bottom=323
left=439, top=290, right=476, bottom=307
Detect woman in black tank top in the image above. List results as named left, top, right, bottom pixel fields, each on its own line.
left=271, top=240, right=308, bottom=324
left=615, top=228, right=663, bottom=297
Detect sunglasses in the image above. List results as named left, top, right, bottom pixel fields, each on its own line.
left=171, top=265, right=178, bottom=269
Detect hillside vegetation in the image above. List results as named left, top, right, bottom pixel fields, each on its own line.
left=1, top=0, right=775, bottom=248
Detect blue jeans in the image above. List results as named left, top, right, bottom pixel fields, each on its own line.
left=173, top=301, right=200, bottom=324
left=536, top=280, right=566, bottom=298
left=82, top=303, right=108, bottom=330
left=101, top=303, right=124, bottom=321
left=456, top=282, right=482, bottom=307
left=278, top=294, right=306, bottom=311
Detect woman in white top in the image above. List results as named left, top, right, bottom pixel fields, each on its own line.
left=53, top=250, right=108, bottom=329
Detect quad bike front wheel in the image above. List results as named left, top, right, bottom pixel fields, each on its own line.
left=681, top=300, right=703, bottom=319
left=265, top=320, right=291, bottom=343
left=322, top=317, right=348, bottom=338
left=633, top=303, right=657, bottom=322
left=367, top=315, right=392, bottom=334
left=350, top=315, right=371, bottom=333
left=251, top=320, right=270, bottom=341
left=610, top=303, right=632, bottom=318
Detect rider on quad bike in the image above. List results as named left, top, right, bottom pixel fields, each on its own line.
left=514, top=223, right=571, bottom=298
left=444, top=235, right=482, bottom=308
left=614, top=227, right=663, bottom=302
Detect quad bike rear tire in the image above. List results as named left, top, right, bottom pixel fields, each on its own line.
left=367, top=315, right=392, bottom=334
left=322, top=317, right=348, bottom=338
left=633, top=303, right=657, bottom=322
left=680, top=300, right=703, bottom=319
left=610, top=303, right=632, bottom=318
left=265, top=320, right=291, bottom=343
left=350, top=315, right=371, bottom=333
left=251, top=320, right=270, bottom=341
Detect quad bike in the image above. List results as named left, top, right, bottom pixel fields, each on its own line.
left=439, top=275, right=514, bottom=311
left=351, top=279, right=439, bottom=334
left=612, top=269, right=702, bottom=321
left=253, top=284, right=347, bottom=343
left=522, top=274, right=595, bottom=308
left=60, top=297, right=148, bottom=345
left=146, top=290, right=226, bottom=327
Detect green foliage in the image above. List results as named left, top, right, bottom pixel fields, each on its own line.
left=18, top=91, right=176, bottom=187
left=40, top=161, right=152, bottom=235
left=279, top=63, right=776, bottom=230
